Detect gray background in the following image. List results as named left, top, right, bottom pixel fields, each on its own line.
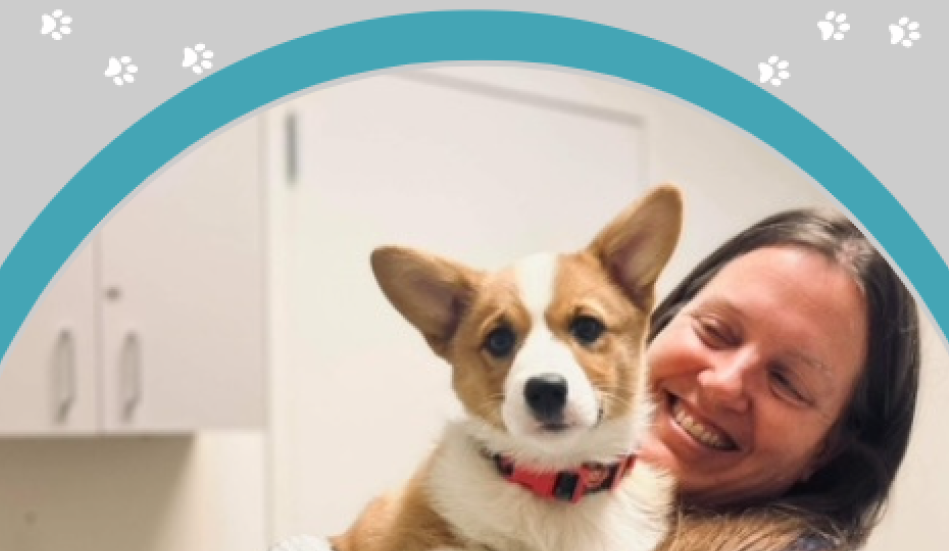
left=1, top=0, right=946, bottom=316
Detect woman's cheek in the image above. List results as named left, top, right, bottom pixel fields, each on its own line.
left=648, top=326, right=697, bottom=382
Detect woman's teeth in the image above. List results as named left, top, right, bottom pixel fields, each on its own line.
left=672, top=400, right=735, bottom=451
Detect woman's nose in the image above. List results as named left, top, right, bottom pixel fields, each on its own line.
left=698, top=353, right=754, bottom=412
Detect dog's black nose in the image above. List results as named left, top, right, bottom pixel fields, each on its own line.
left=524, top=373, right=568, bottom=422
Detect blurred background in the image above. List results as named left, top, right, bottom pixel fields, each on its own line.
left=0, top=65, right=945, bottom=551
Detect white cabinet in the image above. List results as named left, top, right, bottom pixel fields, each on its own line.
left=98, top=118, right=266, bottom=433
left=0, top=246, right=97, bottom=435
left=0, top=118, right=266, bottom=435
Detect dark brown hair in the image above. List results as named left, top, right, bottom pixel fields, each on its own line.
left=650, top=208, right=921, bottom=550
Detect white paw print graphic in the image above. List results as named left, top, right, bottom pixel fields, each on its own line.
left=889, top=17, right=922, bottom=47
left=104, top=56, right=139, bottom=86
left=40, top=9, right=72, bottom=41
left=818, top=11, right=850, bottom=41
left=182, top=43, right=215, bottom=75
left=758, top=56, right=790, bottom=87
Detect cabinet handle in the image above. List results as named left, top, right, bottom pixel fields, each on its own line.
left=119, top=331, right=143, bottom=421
left=52, top=328, right=76, bottom=422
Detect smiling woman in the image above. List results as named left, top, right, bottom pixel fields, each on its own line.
left=647, top=246, right=868, bottom=503
left=645, top=208, right=920, bottom=551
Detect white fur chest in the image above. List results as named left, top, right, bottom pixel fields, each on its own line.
left=425, top=422, right=673, bottom=551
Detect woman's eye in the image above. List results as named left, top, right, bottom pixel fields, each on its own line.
left=570, top=315, right=605, bottom=345
left=769, top=368, right=809, bottom=404
left=695, top=320, right=732, bottom=348
left=484, top=327, right=516, bottom=358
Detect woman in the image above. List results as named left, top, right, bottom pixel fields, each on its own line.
left=646, top=208, right=920, bottom=551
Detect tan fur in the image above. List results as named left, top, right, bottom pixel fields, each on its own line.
left=330, top=455, right=464, bottom=551
left=334, top=184, right=684, bottom=551
left=550, top=251, right=652, bottom=421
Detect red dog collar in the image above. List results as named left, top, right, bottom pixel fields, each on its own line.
left=488, top=451, right=636, bottom=504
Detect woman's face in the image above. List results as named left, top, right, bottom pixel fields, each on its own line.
left=640, top=246, right=868, bottom=506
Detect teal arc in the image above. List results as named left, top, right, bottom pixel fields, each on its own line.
left=1, top=10, right=945, bottom=368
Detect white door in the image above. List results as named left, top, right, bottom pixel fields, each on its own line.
left=0, top=245, right=97, bottom=435
left=267, top=66, right=649, bottom=535
left=98, top=118, right=266, bottom=433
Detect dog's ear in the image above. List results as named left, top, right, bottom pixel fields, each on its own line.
left=586, top=184, right=684, bottom=310
left=371, top=246, right=482, bottom=358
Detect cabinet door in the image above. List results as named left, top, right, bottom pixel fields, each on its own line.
left=98, top=118, right=266, bottom=433
left=268, top=67, right=649, bottom=534
left=0, top=245, right=97, bottom=435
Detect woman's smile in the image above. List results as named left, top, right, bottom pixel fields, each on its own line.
left=668, top=394, right=737, bottom=451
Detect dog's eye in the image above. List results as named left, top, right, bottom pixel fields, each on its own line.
left=484, top=327, right=516, bottom=358
left=570, top=315, right=605, bottom=345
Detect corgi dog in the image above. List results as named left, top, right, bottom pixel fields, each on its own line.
left=331, top=184, right=684, bottom=551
